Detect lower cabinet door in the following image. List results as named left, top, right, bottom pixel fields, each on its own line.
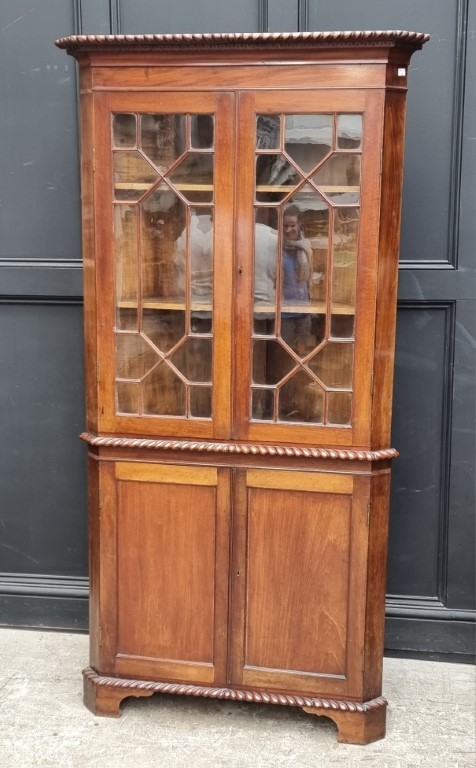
left=228, top=469, right=369, bottom=698
left=109, top=461, right=231, bottom=685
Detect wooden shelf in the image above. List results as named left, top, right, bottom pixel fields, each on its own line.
left=118, top=298, right=212, bottom=311
left=254, top=301, right=355, bottom=315
left=114, top=183, right=358, bottom=193
left=255, top=185, right=359, bottom=193
left=118, top=299, right=354, bottom=315
left=114, top=182, right=213, bottom=191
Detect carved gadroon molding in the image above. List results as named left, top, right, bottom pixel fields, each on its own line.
left=83, top=668, right=387, bottom=713
left=80, top=433, right=398, bottom=462
left=55, top=30, right=430, bottom=54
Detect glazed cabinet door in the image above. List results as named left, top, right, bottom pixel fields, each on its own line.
left=96, top=461, right=231, bottom=685
left=228, top=469, right=370, bottom=697
left=92, top=92, right=235, bottom=439
left=234, top=90, right=384, bottom=447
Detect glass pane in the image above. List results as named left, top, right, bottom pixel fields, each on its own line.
left=313, top=154, right=361, bottom=205
left=116, top=381, right=140, bottom=414
left=140, top=114, right=185, bottom=170
left=253, top=340, right=296, bottom=385
left=330, top=315, right=355, bottom=340
left=190, top=208, right=213, bottom=313
left=191, top=316, right=212, bottom=334
left=142, top=309, right=185, bottom=354
left=332, top=208, right=359, bottom=310
left=284, top=185, right=329, bottom=343
left=284, top=114, right=333, bottom=173
left=115, top=205, right=138, bottom=330
left=251, top=388, right=274, bottom=420
left=142, top=363, right=186, bottom=416
left=328, top=392, right=352, bottom=425
left=141, top=185, right=187, bottom=301
left=190, top=386, right=212, bottom=417
left=191, top=115, right=214, bottom=149
left=256, top=155, right=301, bottom=202
left=256, top=115, right=280, bottom=149
left=113, top=114, right=136, bottom=148
left=170, top=338, right=212, bottom=382
left=117, top=308, right=138, bottom=332
left=279, top=201, right=329, bottom=355
left=116, top=334, right=158, bottom=379
left=279, top=370, right=324, bottom=423
left=307, top=342, right=354, bottom=388
left=113, top=151, right=158, bottom=201
left=254, top=210, right=278, bottom=328
left=337, top=115, right=363, bottom=150
left=169, top=154, right=213, bottom=202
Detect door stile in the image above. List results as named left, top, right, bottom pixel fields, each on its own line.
left=233, top=93, right=256, bottom=440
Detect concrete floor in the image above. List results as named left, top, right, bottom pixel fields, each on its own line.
left=0, top=629, right=474, bottom=768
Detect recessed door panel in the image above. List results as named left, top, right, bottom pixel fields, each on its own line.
left=229, top=469, right=369, bottom=696
left=114, top=463, right=230, bottom=684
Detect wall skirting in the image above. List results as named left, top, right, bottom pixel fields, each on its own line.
left=1, top=575, right=474, bottom=656
left=0, top=574, right=88, bottom=631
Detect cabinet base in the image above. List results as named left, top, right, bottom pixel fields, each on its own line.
left=82, top=667, right=387, bottom=744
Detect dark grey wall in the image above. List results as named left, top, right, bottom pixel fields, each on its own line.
left=0, top=0, right=474, bottom=654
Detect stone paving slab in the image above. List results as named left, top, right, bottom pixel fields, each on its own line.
left=0, top=629, right=474, bottom=768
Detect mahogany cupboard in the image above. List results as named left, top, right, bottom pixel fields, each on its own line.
left=56, top=31, right=429, bottom=744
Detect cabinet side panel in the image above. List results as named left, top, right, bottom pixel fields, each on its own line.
left=363, top=470, right=391, bottom=699
left=116, top=479, right=216, bottom=664
left=371, top=90, right=407, bottom=448
left=79, top=69, right=98, bottom=432
left=87, top=454, right=100, bottom=669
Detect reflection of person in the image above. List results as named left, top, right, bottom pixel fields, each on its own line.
left=174, top=211, right=213, bottom=329
left=280, top=205, right=312, bottom=353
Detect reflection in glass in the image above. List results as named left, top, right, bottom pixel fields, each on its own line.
left=142, top=363, right=186, bottom=416
left=141, top=185, right=186, bottom=300
left=254, top=209, right=278, bottom=333
left=279, top=371, right=324, bottom=423
left=142, top=309, right=185, bottom=354
left=115, top=205, right=138, bottom=330
left=190, top=208, right=213, bottom=309
left=328, top=391, right=352, bottom=425
left=113, top=152, right=158, bottom=201
left=170, top=338, right=212, bottom=382
left=256, top=115, right=280, bottom=149
left=113, top=114, right=136, bottom=148
left=140, top=114, right=185, bottom=170
left=337, top=115, right=363, bottom=150
left=191, top=115, right=214, bottom=148
left=249, top=110, right=360, bottom=428
left=190, top=386, right=212, bottom=417
left=308, top=343, right=354, bottom=388
left=285, top=184, right=328, bottom=326
left=112, top=111, right=216, bottom=420
left=284, top=114, right=332, bottom=173
left=332, top=208, right=359, bottom=310
left=313, top=154, right=361, bottom=204
left=256, top=155, right=301, bottom=202
left=116, top=334, right=158, bottom=379
left=169, top=154, right=214, bottom=202
left=251, top=388, right=274, bottom=420
left=253, top=339, right=296, bottom=385
left=116, top=380, right=140, bottom=414
left=117, top=309, right=138, bottom=332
